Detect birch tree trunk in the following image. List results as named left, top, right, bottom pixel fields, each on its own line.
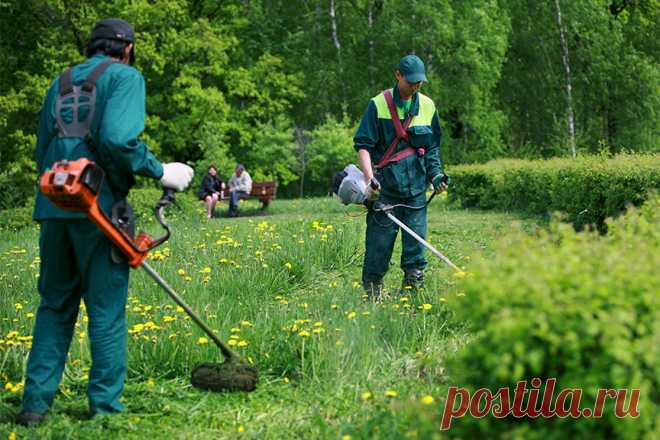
left=368, top=1, right=375, bottom=90
left=554, top=0, right=576, bottom=158
left=330, top=0, right=341, bottom=56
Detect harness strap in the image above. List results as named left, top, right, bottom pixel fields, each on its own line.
left=59, top=68, right=74, bottom=96
left=82, top=59, right=115, bottom=92
left=55, top=59, right=115, bottom=140
left=376, top=89, right=421, bottom=168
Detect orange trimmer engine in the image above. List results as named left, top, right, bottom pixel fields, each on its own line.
left=40, top=159, right=166, bottom=268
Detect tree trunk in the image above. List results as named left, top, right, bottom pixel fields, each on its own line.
left=554, top=0, right=576, bottom=158
left=330, top=0, right=341, bottom=55
left=295, top=125, right=307, bottom=198
left=368, top=2, right=375, bottom=90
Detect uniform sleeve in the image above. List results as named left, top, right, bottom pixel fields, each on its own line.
left=425, top=110, right=444, bottom=181
left=98, top=69, right=163, bottom=180
left=353, top=100, right=379, bottom=151
left=35, top=83, right=57, bottom=172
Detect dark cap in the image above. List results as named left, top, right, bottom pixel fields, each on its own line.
left=90, top=18, right=135, bottom=43
left=398, top=54, right=427, bottom=83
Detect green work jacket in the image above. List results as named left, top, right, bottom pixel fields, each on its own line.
left=33, top=54, right=163, bottom=221
left=353, top=85, right=443, bottom=199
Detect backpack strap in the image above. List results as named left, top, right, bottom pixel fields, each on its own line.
left=376, top=89, right=419, bottom=168
left=59, top=68, right=74, bottom=96
left=82, top=59, right=115, bottom=92
left=55, top=59, right=115, bottom=141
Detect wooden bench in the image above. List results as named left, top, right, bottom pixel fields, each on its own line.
left=248, top=181, right=278, bottom=209
left=217, top=181, right=278, bottom=210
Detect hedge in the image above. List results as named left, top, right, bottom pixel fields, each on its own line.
left=448, top=153, right=660, bottom=230
left=446, top=195, right=660, bottom=439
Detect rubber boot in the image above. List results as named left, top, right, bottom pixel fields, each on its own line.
left=363, top=280, right=383, bottom=303
left=15, top=410, right=46, bottom=427
left=400, top=268, right=424, bottom=296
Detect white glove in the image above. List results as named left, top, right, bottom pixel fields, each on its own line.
left=160, top=162, right=194, bottom=192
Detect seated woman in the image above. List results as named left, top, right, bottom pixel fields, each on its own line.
left=197, top=165, right=225, bottom=219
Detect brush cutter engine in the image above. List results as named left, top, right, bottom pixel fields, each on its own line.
left=333, top=164, right=369, bottom=205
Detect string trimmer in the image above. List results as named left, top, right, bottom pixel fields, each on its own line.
left=40, top=158, right=257, bottom=392
left=332, top=164, right=462, bottom=273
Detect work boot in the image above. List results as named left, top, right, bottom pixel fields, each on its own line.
left=15, top=410, right=46, bottom=427
left=363, top=280, right=383, bottom=303
left=400, top=268, right=424, bottom=295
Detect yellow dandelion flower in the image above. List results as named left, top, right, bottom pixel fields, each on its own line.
left=177, top=268, right=186, bottom=276
left=228, top=339, right=238, bottom=346
left=298, top=330, right=310, bottom=337
left=26, top=312, right=34, bottom=318
left=421, top=395, right=435, bottom=405
left=240, top=320, right=253, bottom=327
left=347, top=311, right=357, bottom=320
left=453, top=271, right=467, bottom=279
left=230, top=327, right=241, bottom=333
left=283, top=377, right=289, bottom=384
left=422, top=303, right=432, bottom=310
left=284, top=262, right=292, bottom=269
left=385, top=390, right=398, bottom=398
left=237, top=340, right=248, bottom=347
left=361, top=391, right=372, bottom=401
left=199, top=267, right=211, bottom=274
left=197, top=337, right=209, bottom=345
left=237, top=425, right=245, bottom=433
left=331, top=304, right=338, bottom=309
left=341, top=435, right=352, bottom=440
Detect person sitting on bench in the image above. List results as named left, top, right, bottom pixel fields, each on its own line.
left=197, top=164, right=225, bottom=219
left=227, top=164, right=252, bottom=217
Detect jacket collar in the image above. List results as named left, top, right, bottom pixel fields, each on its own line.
left=393, top=84, right=420, bottom=117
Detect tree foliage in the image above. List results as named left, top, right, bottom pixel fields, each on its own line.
left=0, top=0, right=657, bottom=206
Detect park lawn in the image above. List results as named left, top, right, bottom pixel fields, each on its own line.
left=0, top=195, right=540, bottom=439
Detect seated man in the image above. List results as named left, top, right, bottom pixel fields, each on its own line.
left=227, top=164, right=252, bottom=217
left=197, top=165, right=225, bottom=218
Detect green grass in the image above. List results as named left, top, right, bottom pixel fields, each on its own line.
left=0, top=195, right=540, bottom=439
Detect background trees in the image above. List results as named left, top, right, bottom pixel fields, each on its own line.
left=0, top=0, right=657, bottom=205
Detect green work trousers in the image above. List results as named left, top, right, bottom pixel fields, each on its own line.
left=362, top=193, right=428, bottom=285
left=22, top=219, right=129, bottom=415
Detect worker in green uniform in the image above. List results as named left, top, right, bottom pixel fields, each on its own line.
left=354, top=54, right=449, bottom=301
left=16, top=18, right=194, bottom=426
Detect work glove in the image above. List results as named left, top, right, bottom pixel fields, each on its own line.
left=366, top=177, right=381, bottom=201
left=431, top=173, right=450, bottom=194
left=160, top=162, right=194, bottom=192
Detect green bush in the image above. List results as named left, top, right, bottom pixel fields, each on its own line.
left=446, top=195, right=660, bottom=439
left=0, top=205, right=34, bottom=232
left=448, top=153, right=660, bottom=230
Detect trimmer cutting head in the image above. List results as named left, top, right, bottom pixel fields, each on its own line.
left=191, top=359, right=258, bottom=392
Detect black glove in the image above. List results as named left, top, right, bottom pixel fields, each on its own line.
left=431, top=173, right=450, bottom=194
